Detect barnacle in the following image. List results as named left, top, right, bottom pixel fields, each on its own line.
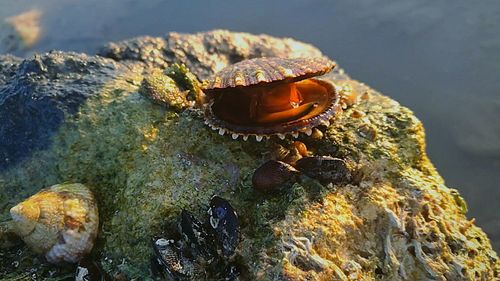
left=295, top=156, right=352, bottom=185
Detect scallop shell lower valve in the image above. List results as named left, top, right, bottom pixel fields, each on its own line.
left=10, top=183, right=99, bottom=264
left=203, top=57, right=340, bottom=141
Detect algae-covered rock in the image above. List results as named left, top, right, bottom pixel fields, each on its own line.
left=0, top=30, right=498, bottom=280
left=0, top=51, right=131, bottom=170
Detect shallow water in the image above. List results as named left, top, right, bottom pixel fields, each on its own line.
left=1, top=0, right=499, bottom=251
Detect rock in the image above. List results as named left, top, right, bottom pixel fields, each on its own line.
left=0, top=54, right=21, bottom=84
left=0, top=30, right=498, bottom=280
left=0, top=51, right=129, bottom=171
left=0, top=9, right=42, bottom=54
left=99, top=30, right=323, bottom=80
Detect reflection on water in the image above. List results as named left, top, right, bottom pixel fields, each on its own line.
left=2, top=0, right=499, bottom=250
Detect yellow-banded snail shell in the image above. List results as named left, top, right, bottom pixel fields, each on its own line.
left=10, top=183, right=99, bottom=264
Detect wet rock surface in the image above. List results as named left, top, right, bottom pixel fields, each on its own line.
left=99, top=30, right=323, bottom=80
left=0, top=54, right=22, bottom=84
left=0, top=30, right=498, bottom=280
left=0, top=52, right=126, bottom=170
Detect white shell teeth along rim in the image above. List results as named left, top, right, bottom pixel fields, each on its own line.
left=207, top=120, right=328, bottom=142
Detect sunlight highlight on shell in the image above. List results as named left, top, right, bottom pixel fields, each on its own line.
left=10, top=183, right=99, bottom=264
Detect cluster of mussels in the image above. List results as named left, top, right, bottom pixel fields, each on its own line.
left=151, top=196, right=241, bottom=281
left=252, top=141, right=352, bottom=193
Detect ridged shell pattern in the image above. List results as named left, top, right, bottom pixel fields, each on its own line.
left=10, top=183, right=99, bottom=264
left=203, top=57, right=335, bottom=91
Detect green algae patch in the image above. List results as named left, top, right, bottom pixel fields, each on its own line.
left=0, top=62, right=274, bottom=277
left=51, top=70, right=267, bottom=276
left=319, top=74, right=437, bottom=178
left=165, top=63, right=204, bottom=105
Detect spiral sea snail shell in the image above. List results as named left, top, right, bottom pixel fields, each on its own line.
left=10, top=183, right=99, bottom=264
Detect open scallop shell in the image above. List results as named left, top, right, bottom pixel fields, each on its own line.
left=202, top=57, right=339, bottom=141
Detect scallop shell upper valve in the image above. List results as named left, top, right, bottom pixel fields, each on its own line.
left=202, top=57, right=340, bottom=141
left=10, top=183, right=99, bottom=264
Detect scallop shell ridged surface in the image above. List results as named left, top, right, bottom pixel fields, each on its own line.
left=203, top=56, right=335, bottom=91
left=10, top=183, right=99, bottom=264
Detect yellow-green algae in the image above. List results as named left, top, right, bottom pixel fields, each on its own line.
left=0, top=33, right=498, bottom=280
left=140, top=64, right=204, bottom=111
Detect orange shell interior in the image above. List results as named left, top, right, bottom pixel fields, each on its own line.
left=211, top=79, right=332, bottom=126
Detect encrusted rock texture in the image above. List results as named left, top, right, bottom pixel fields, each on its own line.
left=0, top=30, right=498, bottom=280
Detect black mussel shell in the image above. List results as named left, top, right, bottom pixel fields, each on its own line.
left=295, top=156, right=352, bottom=185
left=75, top=257, right=111, bottom=281
left=207, top=196, right=240, bottom=258
left=151, top=254, right=165, bottom=280
left=217, top=264, right=241, bottom=281
left=223, top=264, right=241, bottom=281
left=252, top=160, right=300, bottom=193
left=180, top=210, right=216, bottom=261
left=151, top=238, right=194, bottom=280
